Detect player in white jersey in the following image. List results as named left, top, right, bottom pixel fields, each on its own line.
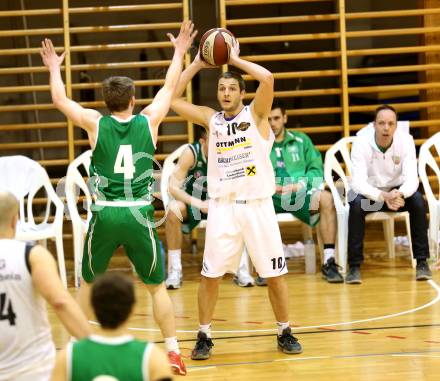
left=0, top=191, right=90, bottom=381
left=171, top=39, right=303, bottom=359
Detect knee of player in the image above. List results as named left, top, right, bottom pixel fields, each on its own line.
left=408, top=191, right=424, bottom=206
left=166, top=210, right=183, bottom=225
left=349, top=194, right=364, bottom=210
left=319, top=190, right=335, bottom=210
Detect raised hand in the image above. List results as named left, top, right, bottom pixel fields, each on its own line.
left=167, top=20, right=198, bottom=55
left=228, top=37, right=240, bottom=63
left=40, top=38, right=65, bottom=69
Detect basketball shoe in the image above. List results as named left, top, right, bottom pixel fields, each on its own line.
left=168, top=351, right=187, bottom=375
left=191, top=331, right=214, bottom=360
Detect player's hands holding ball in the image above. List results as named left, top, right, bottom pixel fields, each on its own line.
left=228, top=35, right=240, bottom=65
left=199, top=28, right=237, bottom=67
left=194, top=51, right=216, bottom=70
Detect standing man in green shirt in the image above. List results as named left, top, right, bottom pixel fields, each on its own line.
left=51, top=272, right=173, bottom=381
left=269, top=100, right=343, bottom=283
left=40, top=21, right=197, bottom=375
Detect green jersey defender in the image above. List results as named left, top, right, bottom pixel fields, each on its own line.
left=83, top=115, right=164, bottom=284
left=42, top=23, right=197, bottom=376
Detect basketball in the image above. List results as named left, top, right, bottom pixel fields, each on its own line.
left=199, top=28, right=235, bottom=66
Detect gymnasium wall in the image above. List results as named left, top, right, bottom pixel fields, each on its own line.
left=0, top=0, right=439, bottom=253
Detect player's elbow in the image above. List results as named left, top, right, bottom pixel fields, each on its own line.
left=261, top=72, right=274, bottom=88
left=47, top=292, right=70, bottom=312
left=52, top=96, right=67, bottom=111
left=52, top=96, right=62, bottom=107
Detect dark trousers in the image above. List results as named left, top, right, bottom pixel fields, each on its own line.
left=347, top=190, right=429, bottom=267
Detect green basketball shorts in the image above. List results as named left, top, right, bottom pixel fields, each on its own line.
left=272, top=189, right=320, bottom=227
left=82, top=204, right=164, bottom=284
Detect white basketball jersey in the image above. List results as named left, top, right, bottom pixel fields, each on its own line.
left=207, top=106, right=276, bottom=200
left=0, top=239, right=55, bottom=381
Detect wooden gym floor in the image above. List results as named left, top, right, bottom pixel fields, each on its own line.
left=49, top=234, right=440, bottom=381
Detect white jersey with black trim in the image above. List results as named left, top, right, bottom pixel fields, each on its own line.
left=207, top=105, right=276, bottom=200
left=0, top=239, right=55, bottom=381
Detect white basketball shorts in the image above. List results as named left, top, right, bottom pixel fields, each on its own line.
left=202, top=197, right=287, bottom=278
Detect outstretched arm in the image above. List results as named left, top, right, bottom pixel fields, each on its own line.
left=40, top=39, right=101, bottom=139
left=51, top=348, right=67, bottom=381
left=171, top=53, right=216, bottom=130
left=30, top=245, right=91, bottom=339
left=228, top=40, right=274, bottom=130
left=141, top=21, right=197, bottom=143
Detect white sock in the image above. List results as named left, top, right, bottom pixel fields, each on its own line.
left=237, top=250, right=252, bottom=277
left=164, top=336, right=180, bottom=354
left=276, top=321, right=290, bottom=336
left=324, top=248, right=335, bottom=263
left=168, top=250, right=182, bottom=271
left=199, top=323, right=212, bottom=338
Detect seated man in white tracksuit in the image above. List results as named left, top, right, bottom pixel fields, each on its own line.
left=345, top=104, right=431, bottom=284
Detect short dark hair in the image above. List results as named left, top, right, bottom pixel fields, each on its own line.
left=91, top=272, right=135, bottom=329
left=271, top=99, right=286, bottom=115
left=218, top=71, right=245, bottom=92
left=374, top=104, right=397, bottom=121
left=194, top=125, right=207, bottom=140
left=102, top=76, right=135, bottom=112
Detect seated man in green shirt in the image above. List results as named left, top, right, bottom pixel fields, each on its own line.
left=269, top=100, right=343, bottom=283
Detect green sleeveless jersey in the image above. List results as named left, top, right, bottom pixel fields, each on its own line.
left=184, top=141, right=208, bottom=201
left=90, top=114, right=155, bottom=202
left=69, top=335, right=151, bottom=381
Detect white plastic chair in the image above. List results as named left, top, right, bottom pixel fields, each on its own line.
left=0, top=155, right=67, bottom=287
left=160, top=144, right=189, bottom=212
left=65, top=150, right=93, bottom=288
left=418, top=131, right=440, bottom=262
left=324, top=137, right=414, bottom=273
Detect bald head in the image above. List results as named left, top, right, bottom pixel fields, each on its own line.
left=0, top=191, right=19, bottom=235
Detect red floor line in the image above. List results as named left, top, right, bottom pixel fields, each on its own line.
left=386, top=335, right=406, bottom=339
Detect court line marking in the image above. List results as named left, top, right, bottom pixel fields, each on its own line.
left=186, top=356, right=330, bottom=373
left=90, top=279, right=440, bottom=334
left=391, top=353, right=440, bottom=358
left=186, top=349, right=440, bottom=372
left=188, top=366, right=217, bottom=372
left=392, top=354, right=440, bottom=358
left=274, top=356, right=330, bottom=362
